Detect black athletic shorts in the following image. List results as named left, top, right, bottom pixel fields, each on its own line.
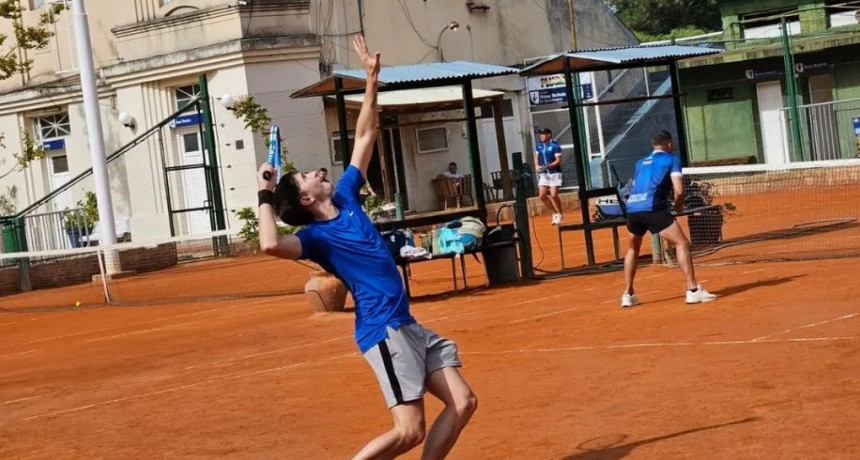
left=626, top=209, right=675, bottom=237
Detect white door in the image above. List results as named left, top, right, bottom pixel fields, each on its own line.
left=48, top=154, right=71, bottom=211
left=178, top=131, right=210, bottom=235
left=756, top=81, right=789, bottom=165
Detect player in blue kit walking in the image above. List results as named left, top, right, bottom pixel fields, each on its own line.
left=535, top=127, right=565, bottom=224
left=621, top=130, right=717, bottom=308
left=255, top=36, right=476, bottom=459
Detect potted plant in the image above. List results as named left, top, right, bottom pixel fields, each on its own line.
left=63, top=191, right=98, bottom=248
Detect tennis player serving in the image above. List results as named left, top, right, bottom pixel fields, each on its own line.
left=256, top=35, right=477, bottom=459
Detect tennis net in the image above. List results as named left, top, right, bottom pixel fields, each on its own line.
left=677, top=160, right=860, bottom=265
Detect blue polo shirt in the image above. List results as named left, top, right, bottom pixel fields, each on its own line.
left=625, top=150, right=683, bottom=213
left=295, top=166, right=415, bottom=353
left=535, top=140, right=562, bottom=174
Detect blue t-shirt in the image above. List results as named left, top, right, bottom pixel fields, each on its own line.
left=535, top=140, right=562, bottom=174
left=296, top=166, right=415, bottom=353
left=625, top=150, right=682, bottom=213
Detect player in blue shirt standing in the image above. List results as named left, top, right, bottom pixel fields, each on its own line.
left=621, top=130, right=717, bottom=308
left=256, top=36, right=476, bottom=459
left=534, top=127, right=565, bottom=224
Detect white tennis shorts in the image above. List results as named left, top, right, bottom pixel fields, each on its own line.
left=538, top=172, right=562, bottom=187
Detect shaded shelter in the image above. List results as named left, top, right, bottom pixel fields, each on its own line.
left=291, top=61, right=519, bottom=227
left=520, top=44, right=722, bottom=266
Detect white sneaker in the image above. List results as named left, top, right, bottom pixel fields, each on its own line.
left=557, top=213, right=564, bottom=224
left=685, top=285, right=717, bottom=304
left=551, top=213, right=561, bottom=225
left=621, top=292, right=639, bottom=308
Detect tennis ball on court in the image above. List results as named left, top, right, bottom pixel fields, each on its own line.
left=74, top=301, right=81, bottom=308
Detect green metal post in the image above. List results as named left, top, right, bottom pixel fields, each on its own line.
left=198, top=74, right=229, bottom=257
left=13, top=217, right=31, bottom=291
left=512, top=152, right=534, bottom=278
left=781, top=17, right=804, bottom=162
left=198, top=74, right=227, bottom=232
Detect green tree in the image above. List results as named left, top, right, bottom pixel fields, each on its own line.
left=0, top=0, right=65, bottom=215
left=606, top=0, right=722, bottom=41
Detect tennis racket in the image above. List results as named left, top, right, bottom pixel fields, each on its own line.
left=262, top=125, right=281, bottom=181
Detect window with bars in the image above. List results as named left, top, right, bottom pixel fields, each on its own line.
left=33, top=113, right=71, bottom=140
left=175, top=84, right=201, bottom=112
left=330, top=131, right=355, bottom=165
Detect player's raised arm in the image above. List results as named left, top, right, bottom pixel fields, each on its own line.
left=257, top=163, right=302, bottom=260
left=349, top=35, right=381, bottom=177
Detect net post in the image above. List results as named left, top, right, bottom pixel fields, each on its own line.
left=512, top=152, right=534, bottom=279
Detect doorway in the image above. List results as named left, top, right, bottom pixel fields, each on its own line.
left=756, top=81, right=789, bottom=164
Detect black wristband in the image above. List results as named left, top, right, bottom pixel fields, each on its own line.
left=258, top=189, right=275, bottom=207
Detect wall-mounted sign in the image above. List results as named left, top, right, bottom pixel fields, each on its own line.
left=744, top=68, right=781, bottom=80
left=42, top=139, right=66, bottom=151
left=169, top=112, right=202, bottom=129
left=527, top=73, right=593, bottom=106
left=854, top=117, right=860, bottom=157
left=795, top=62, right=833, bottom=73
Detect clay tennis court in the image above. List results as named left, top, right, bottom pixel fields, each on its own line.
left=2, top=206, right=858, bottom=459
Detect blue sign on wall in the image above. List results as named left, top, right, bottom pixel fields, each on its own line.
left=528, top=84, right=593, bottom=106
left=170, top=112, right=202, bottom=128
left=854, top=117, right=860, bottom=156
left=42, top=139, right=66, bottom=151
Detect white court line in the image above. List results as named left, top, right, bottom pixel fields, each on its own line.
left=183, top=335, right=353, bottom=370
left=507, top=292, right=569, bottom=307
left=423, top=309, right=482, bottom=324
left=460, top=335, right=857, bottom=355
left=2, top=298, right=273, bottom=348
left=1, top=395, right=45, bottom=406
left=751, top=313, right=858, bottom=342
left=23, top=352, right=357, bottom=422
left=0, top=348, right=41, bottom=360
left=509, top=306, right=580, bottom=324
left=86, top=306, right=283, bottom=343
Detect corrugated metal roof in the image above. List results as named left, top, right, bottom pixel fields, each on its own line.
left=338, top=86, right=504, bottom=109
left=291, top=61, right=518, bottom=98
left=521, top=44, right=722, bottom=76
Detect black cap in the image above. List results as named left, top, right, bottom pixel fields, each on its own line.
left=537, top=127, right=552, bottom=135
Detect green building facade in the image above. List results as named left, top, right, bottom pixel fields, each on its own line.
left=680, top=0, right=860, bottom=165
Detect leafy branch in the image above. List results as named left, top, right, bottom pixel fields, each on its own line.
left=230, top=96, right=295, bottom=173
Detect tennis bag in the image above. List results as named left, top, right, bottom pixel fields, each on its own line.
left=444, top=216, right=486, bottom=252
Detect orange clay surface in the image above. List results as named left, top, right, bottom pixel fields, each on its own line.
left=2, top=214, right=859, bottom=459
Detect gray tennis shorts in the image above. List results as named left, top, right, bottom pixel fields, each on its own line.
left=363, top=323, right=462, bottom=408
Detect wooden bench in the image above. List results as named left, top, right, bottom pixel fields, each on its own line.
left=557, top=205, right=720, bottom=268
left=395, top=248, right=476, bottom=298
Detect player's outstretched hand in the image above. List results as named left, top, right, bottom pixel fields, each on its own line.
left=353, top=35, right=381, bottom=80
left=258, top=163, right=277, bottom=191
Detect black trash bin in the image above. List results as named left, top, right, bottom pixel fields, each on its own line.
left=482, top=223, right=519, bottom=285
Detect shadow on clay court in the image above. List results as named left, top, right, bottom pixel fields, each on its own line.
left=630, top=275, right=806, bottom=306
left=714, top=275, right=806, bottom=299
left=562, top=417, right=760, bottom=460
